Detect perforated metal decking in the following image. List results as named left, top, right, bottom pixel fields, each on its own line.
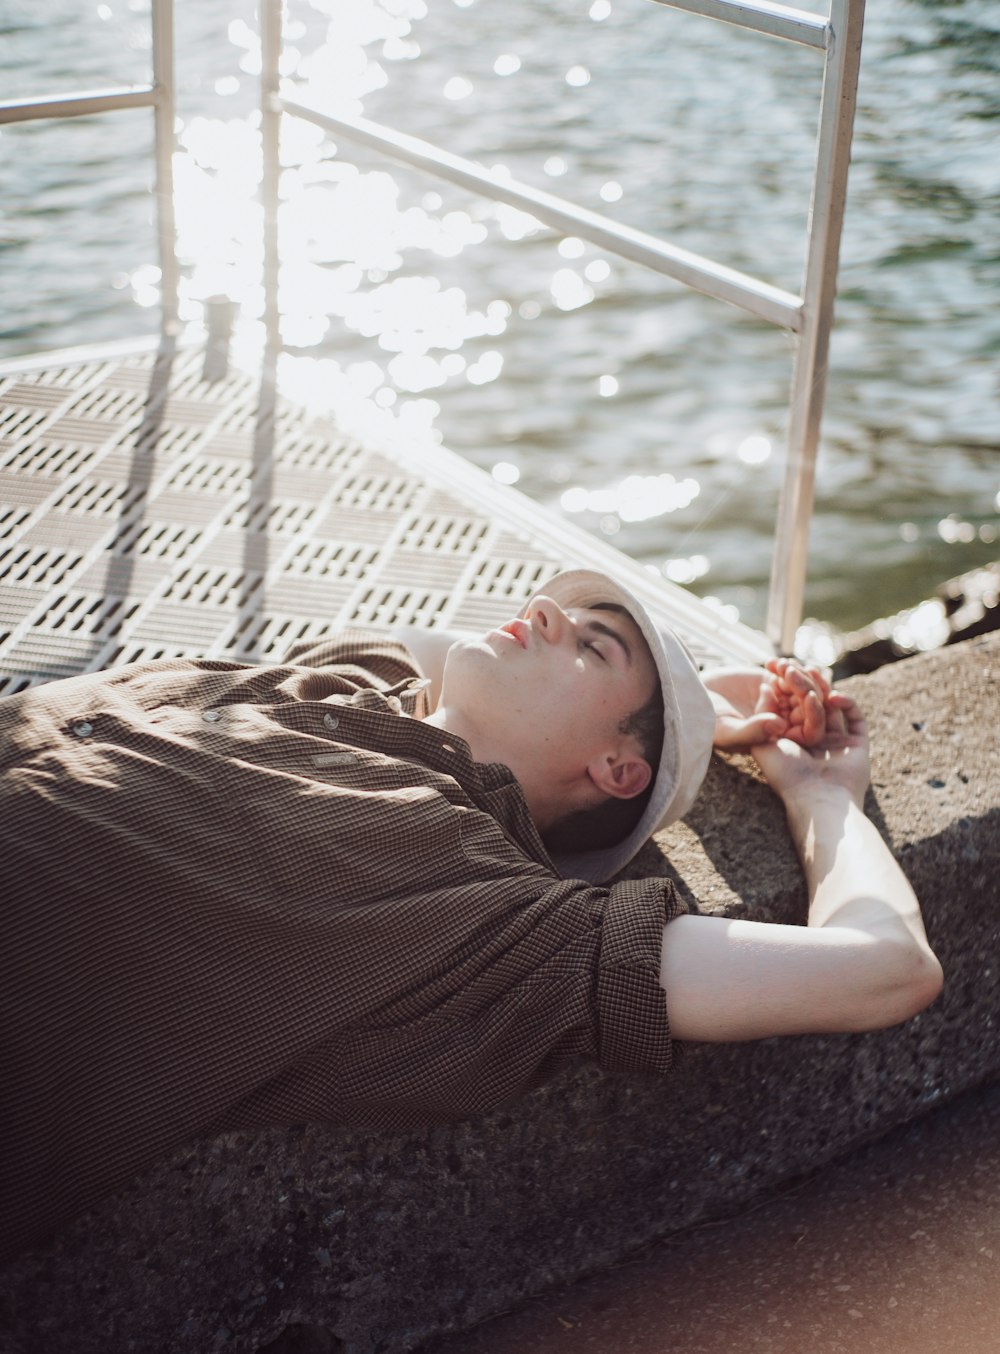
left=0, top=338, right=771, bottom=696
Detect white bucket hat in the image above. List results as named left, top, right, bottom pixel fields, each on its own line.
left=532, top=569, right=716, bottom=884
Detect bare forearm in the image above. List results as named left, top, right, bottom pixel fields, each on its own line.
left=784, top=786, right=935, bottom=958
left=659, top=782, right=942, bottom=1042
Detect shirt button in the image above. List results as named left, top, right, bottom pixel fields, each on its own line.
left=72, top=720, right=93, bottom=738
left=202, top=709, right=221, bottom=723
left=323, top=712, right=340, bottom=730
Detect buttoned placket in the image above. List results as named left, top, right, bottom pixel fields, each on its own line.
left=304, top=675, right=437, bottom=773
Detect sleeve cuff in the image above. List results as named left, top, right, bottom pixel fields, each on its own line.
left=595, top=877, right=685, bottom=1076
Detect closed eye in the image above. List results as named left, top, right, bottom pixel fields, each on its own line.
left=570, top=610, right=632, bottom=666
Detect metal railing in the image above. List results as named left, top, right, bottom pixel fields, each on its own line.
left=0, top=0, right=863, bottom=654
left=0, top=0, right=179, bottom=337
left=261, top=0, right=865, bottom=654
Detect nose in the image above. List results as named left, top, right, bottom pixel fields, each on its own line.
left=527, top=595, right=570, bottom=643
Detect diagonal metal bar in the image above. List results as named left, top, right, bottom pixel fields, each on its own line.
left=647, top=0, right=830, bottom=49
left=274, top=97, right=805, bottom=333
left=0, top=88, right=157, bottom=123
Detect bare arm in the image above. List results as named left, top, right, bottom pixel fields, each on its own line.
left=660, top=697, right=943, bottom=1042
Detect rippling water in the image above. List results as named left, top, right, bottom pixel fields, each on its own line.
left=1, top=0, right=997, bottom=637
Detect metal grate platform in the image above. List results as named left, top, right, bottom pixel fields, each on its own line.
left=0, top=338, right=771, bottom=696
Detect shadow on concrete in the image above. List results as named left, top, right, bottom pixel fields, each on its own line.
left=420, top=1076, right=1000, bottom=1354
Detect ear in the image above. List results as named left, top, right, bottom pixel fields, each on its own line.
left=587, top=752, right=652, bottom=801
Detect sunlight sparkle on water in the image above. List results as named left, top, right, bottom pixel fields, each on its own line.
left=551, top=269, right=594, bottom=311
left=544, top=156, right=568, bottom=177
left=598, top=375, right=618, bottom=397
left=794, top=621, right=838, bottom=668
left=443, top=76, right=473, bottom=100
left=494, top=54, right=521, bottom=76
left=599, top=181, right=623, bottom=203
left=566, top=66, right=591, bottom=87
left=339, top=276, right=502, bottom=357
left=737, top=434, right=772, bottom=465
left=295, top=1, right=399, bottom=117
left=558, top=237, right=586, bottom=259
left=387, top=354, right=448, bottom=391
left=494, top=203, right=543, bottom=241
left=585, top=259, right=611, bottom=282
left=561, top=474, right=700, bottom=522
left=893, top=599, right=950, bottom=652
left=282, top=312, right=330, bottom=347
left=590, top=0, right=612, bottom=19
left=130, top=264, right=161, bottom=310
left=467, top=351, right=504, bottom=385
left=228, top=19, right=256, bottom=49
left=229, top=18, right=263, bottom=74
left=166, top=0, right=526, bottom=420
left=492, top=461, right=520, bottom=485
left=276, top=355, right=387, bottom=429
left=937, top=515, right=976, bottom=544
left=664, top=555, right=710, bottom=585
left=383, top=37, right=421, bottom=60
left=173, top=118, right=263, bottom=316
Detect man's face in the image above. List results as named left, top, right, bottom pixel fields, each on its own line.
left=436, top=593, right=659, bottom=809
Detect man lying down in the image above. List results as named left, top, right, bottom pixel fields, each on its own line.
left=0, top=569, right=942, bottom=1261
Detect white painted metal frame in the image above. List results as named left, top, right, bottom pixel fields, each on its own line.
left=0, top=0, right=179, bottom=337
left=262, top=0, right=865, bottom=654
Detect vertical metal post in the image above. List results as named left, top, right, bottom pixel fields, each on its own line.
left=261, top=0, right=283, bottom=353
left=151, top=0, right=179, bottom=336
left=766, top=0, right=865, bottom=654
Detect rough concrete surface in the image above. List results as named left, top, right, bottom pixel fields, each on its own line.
left=423, top=1078, right=1000, bottom=1354
left=1, top=634, right=998, bottom=1354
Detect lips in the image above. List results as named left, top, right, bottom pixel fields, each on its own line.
left=498, top=619, right=529, bottom=649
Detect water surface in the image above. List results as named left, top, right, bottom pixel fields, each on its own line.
left=1, top=0, right=997, bottom=639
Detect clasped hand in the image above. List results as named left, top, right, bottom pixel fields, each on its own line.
left=704, top=659, right=870, bottom=806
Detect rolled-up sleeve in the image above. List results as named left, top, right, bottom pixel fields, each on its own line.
left=595, top=877, right=684, bottom=1075
left=216, top=872, right=687, bottom=1132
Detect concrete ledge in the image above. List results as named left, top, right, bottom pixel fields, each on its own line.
left=2, top=635, right=998, bottom=1354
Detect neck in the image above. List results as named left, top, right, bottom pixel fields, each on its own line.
left=424, top=705, right=569, bottom=832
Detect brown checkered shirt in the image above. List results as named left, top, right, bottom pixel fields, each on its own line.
left=0, top=631, right=683, bottom=1261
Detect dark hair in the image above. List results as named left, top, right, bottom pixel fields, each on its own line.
left=541, top=605, right=664, bottom=858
